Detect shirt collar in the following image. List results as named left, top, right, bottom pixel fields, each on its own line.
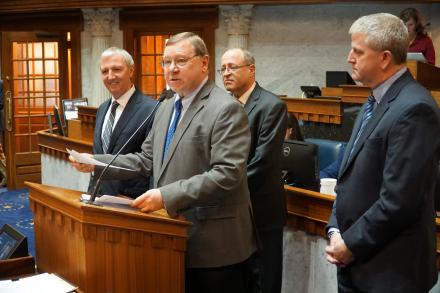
left=175, top=76, right=208, bottom=110
left=372, top=67, right=407, bottom=104
left=237, top=82, right=256, bottom=106
left=112, top=85, right=135, bottom=109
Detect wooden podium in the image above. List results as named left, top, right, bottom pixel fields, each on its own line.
left=26, top=182, right=191, bottom=293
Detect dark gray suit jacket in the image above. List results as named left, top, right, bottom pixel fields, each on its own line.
left=328, top=70, right=440, bottom=292
left=90, top=89, right=156, bottom=198
left=244, top=83, right=287, bottom=231
left=95, top=81, right=256, bottom=268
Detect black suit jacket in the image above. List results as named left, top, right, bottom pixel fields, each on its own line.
left=90, top=89, right=157, bottom=198
left=328, top=71, right=440, bottom=292
left=245, top=83, right=288, bottom=231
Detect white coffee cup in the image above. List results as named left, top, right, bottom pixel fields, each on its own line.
left=320, top=178, right=337, bottom=196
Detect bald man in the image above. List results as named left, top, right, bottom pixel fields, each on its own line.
left=220, top=48, right=287, bottom=293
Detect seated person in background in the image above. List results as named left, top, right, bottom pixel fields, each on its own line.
left=285, top=112, right=304, bottom=141
left=399, top=7, right=436, bottom=65
left=320, top=144, right=345, bottom=179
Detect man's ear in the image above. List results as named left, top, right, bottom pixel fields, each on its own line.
left=380, top=50, right=393, bottom=70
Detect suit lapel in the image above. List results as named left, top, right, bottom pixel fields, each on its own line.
left=339, top=71, right=413, bottom=176
left=157, top=81, right=214, bottom=181
left=244, top=83, right=261, bottom=116
left=107, top=90, right=142, bottom=154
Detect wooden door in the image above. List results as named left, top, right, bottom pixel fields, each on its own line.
left=2, top=32, right=68, bottom=189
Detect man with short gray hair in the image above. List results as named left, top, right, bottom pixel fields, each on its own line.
left=326, top=13, right=440, bottom=292
left=89, top=47, right=157, bottom=198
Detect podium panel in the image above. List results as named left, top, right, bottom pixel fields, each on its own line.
left=26, top=182, right=191, bottom=293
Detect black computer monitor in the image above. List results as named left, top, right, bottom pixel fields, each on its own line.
left=282, top=139, right=320, bottom=191
left=326, top=71, right=356, bottom=87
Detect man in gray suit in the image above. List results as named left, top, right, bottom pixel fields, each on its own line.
left=326, top=13, right=440, bottom=292
left=220, top=48, right=287, bottom=293
left=71, top=32, right=256, bottom=293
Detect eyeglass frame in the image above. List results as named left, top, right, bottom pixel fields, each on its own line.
left=161, top=55, right=200, bottom=69
left=217, top=64, right=252, bottom=75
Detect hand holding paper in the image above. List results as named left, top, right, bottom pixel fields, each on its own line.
left=67, top=149, right=96, bottom=173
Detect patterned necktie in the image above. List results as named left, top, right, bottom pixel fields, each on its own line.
left=102, top=101, right=119, bottom=154
left=348, top=95, right=376, bottom=159
left=163, top=99, right=183, bottom=161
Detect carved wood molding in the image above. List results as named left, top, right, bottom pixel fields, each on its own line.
left=282, top=97, right=342, bottom=124
left=2, top=0, right=439, bottom=13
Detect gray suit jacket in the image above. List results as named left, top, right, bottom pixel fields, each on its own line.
left=328, top=70, right=440, bottom=292
left=95, top=80, right=257, bottom=268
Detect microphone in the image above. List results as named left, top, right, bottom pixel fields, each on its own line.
left=82, top=94, right=169, bottom=205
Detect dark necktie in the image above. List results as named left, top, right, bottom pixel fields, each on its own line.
left=348, top=95, right=376, bottom=159
left=102, top=101, right=119, bottom=154
left=163, top=99, right=183, bottom=161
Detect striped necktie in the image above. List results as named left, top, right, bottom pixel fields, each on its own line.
left=163, top=99, right=183, bottom=161
left=348, top=95, right=376, bottom=159
left=102, top=101, right=119, bottom=154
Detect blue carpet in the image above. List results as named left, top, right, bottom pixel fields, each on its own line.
left=0, top=187, right=35, bottom=258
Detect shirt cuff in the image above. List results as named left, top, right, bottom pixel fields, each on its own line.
left=327, top=227, right=340, bottom=239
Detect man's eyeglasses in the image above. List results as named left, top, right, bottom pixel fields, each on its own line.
left=161, top=55, right=199, bottom=69
left=217, top=64, right=251, bottom=75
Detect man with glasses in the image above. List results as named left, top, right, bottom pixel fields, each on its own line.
left=70, top=32, right=256, bottom=293
left=220, top=48, right=287, bottom=293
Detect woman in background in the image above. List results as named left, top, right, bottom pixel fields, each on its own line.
left=400, top=7, right=436, bottom=65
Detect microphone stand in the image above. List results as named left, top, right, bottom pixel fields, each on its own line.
left=81, top=95, right=167, bottom=205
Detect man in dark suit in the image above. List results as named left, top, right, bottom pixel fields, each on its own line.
left=326, top=13, right=440, bottom=292
left=90, top=47, right=157, bottom=198
left=71, top=32, right=256, bottom=293
left=221, top=48, right=287, bottom=293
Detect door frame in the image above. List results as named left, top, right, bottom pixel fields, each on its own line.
left=0, top=11, right=82, bottom=189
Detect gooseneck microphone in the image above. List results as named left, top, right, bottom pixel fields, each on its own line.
left=82, top=94, right=169, bottom=205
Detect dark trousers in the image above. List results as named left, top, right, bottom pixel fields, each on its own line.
left=249, top=228, right=283, bottom=293
left=337, top=267, right=364, bottom=293
left=185, top=258, right=251, bottom=293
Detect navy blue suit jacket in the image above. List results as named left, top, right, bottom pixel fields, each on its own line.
left=89, top=89, right=157, bottom=198
left=328, top=70, right=440, bottom=292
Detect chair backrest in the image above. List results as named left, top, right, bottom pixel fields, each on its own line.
left=305, top=138, right=345, bottom=170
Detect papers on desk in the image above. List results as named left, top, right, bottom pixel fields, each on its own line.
left=67, top=149, right=136, bottom=173
left=81, top=194, right=133, bottom=206
left=0, top=273, right=77, bottom=293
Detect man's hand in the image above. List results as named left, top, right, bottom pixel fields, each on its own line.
left=69, top=154, right=95, bottom=173
left=325, top=232, right=354, bottom=266
left=132, top=189, right=164, bottom=213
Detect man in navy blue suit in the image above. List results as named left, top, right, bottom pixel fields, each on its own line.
left=89, top=47, right=157, bottom=198
left=326, top=13, right=440, bottom=292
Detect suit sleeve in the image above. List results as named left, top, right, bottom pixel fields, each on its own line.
left=247, top=100, right=287, bottom=186
left=342, top=102, right=440, bottom=261
left=93, top=126, right=154, bottom=180
left=159, top=102, right=251, bottom=216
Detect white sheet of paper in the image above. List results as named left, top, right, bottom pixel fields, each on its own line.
left=67, top=148, right=136, bottom=172
left=0, top=273, right=77, bottom=293
left=81, top=194, right=133, bottom=205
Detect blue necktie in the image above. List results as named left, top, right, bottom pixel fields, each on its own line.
left=163, top=99, right=183, bottom=161
left=348, top=95, right=376, bottom=159
left=102, top=101, right=119, bottom=154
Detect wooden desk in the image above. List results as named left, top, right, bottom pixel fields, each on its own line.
left=284, top=185, right=440, bottom=269
left=281, top=97, right=342, bottom=124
